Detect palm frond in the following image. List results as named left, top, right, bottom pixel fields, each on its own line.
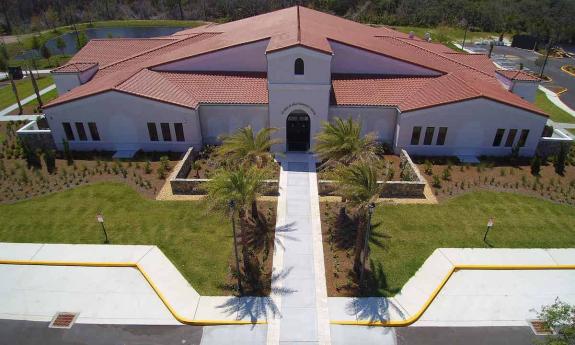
left=334, top=161, right=382, bottom=209
left=205, top=165, right=266, bottom=213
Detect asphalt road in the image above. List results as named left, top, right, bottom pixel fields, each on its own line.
left=396, top=326, right=545, bottom=345
left=0, top=319, right=204, bottom=345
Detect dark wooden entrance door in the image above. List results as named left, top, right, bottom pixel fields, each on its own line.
left=286, top=112, right=310, bottom=151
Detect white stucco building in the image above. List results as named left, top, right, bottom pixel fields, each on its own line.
left=44, top=6, right=549, bottom=158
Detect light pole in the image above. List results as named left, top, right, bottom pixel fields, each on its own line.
left=484, top=217, right=494, bottom=244
left=96, top=212, right=109, bottom=244
left=229, top=200, right=243, bottom=295
left=360, top=203, right=376, bottom=288
left=461, top=19, right=469, bottom=49
left=540, top=40, right=552, bottom=79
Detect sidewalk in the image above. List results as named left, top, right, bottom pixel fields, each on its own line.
left=329, top=248, right=575, bottom=329
left=267, top=153, right=331, bottom=345
left=0, top=84, right=56, bottom=116
left=0, top=243, right=269, bottom=325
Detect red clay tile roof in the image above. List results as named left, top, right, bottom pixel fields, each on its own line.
left=52, top=62, right=98, bottom=73
left=116, top=70, right=268, bottom=107
left=496, top=69, right=541, bottom=81
left=44, top=6, right=547, bottom=117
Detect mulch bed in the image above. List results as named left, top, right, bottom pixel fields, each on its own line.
left=414, top=156, right=575, bottom=205
left=0, top=121, right=181, bottom=203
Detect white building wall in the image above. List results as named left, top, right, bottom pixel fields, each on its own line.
left=395, top=98, right=547, bottom=157
left=328, top=106, right=398, bottom=144
left=44, top=91, right=202, bottom=152
left=330, top=41, right=441, bottom=76
left=510, top=81, right=538, bottom=103
left=267, top=46, right=332, bottom=151
left=52, top=66, right=98, bottom=94
left=152, top=40, right=269, bottom=72
left=198, top=104, right=269, bottom=144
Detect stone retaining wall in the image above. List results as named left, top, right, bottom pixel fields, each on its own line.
left=318, top=150, right=426, bottom=199
left=169, top=148, right=279, bottom=196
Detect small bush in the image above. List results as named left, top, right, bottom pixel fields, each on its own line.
left=432, top=174, right=441, bottom=188
left=441, top=167, right=451, bottom=181
left=144, top=160, right=152, bottom=174
left=423, top=160, right=433, bottom=175
left=531, top=155, right=541, bottom=176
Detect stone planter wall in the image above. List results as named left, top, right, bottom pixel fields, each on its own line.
left=318, top=150, right=426, bottom=199
left=16, top=118, right=56, bottom=151
left=169, top=148, right=279, bottom=196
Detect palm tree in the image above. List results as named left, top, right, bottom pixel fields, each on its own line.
left=314, top=117, right=377, bottom=168
left=333, top=161, right=382, bottom=277
left=216, top=126, right=281, bottom=169
left=205, top=165, right=265, bottom=285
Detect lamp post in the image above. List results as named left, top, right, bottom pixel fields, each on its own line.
left=228, top=200, right=243, bottom=295
left=360, top=203, right=376, bottom=287
left=540, top=40, right=552, bottom=79
left=96, top=212, right=109, bottom=244
left=484, top=217, right=494, bottom=243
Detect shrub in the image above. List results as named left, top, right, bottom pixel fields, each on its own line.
left=160, top=156, right=170, bottom=171
left=157, top=165, right=166, bottom=179
left=423, top=160, right=433, bottom=175
left=432, top=174, right=441, bottom=188
left=62, top=139, right=73, bottom=165
left=441, top=166, right=451, bottom=181
left=555, top=144, right=567, bottom=175
left=531, top=155, right=541, bottom=176
left=144, top=160, right=152, bottom=174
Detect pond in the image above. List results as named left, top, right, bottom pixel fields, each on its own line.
left=18, top=26, right=187, bottom=59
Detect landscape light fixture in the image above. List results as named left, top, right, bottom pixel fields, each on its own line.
left=228, top=200, right=243, bottom=295
left=360, top=202, right=377, bottom=287
left=484, top=217, right=494, bottom=243
left=96, top=212, right=109, bottom=244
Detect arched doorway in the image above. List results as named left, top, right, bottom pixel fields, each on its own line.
left=286, top=111, right=310, bottom=151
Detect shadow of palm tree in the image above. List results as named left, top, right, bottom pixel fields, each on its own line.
left=216, top=267, right=296, bottom=326
left=345, top=293, right=405, bottom=330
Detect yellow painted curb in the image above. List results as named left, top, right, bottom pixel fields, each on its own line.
left=331, top=264, right=575, bottom=327
left=561, top=65, right=575, bottom=77
left=0, top=260, right=265, bottom=326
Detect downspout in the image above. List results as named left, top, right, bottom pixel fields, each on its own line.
left=392, top=107, right=400, bottom=154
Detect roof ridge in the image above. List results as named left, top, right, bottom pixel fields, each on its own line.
left=297, top=5, right=301, bottom=42
left=388, top=36, right=494, bottom=78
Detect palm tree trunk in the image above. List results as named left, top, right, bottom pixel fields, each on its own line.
left=238, top=208, right=251, bottom=278
left=251, top=199, right=263, bottom=227
left=354, top=212, right=367, bottom=275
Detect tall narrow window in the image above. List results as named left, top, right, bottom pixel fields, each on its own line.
left=436, top=127, right=448, bottom=145
left=88, top=122, right=100, bottom=141
left=62, top=122, right=74, bottom=141
left=174, top=123, right=185, bottom=142
left=294, top=58, right=304, bottom=75
left=410, top=126, right=421, bottom=145
left=161, top=123, right=172, bottom=141
left=505, top=129, right=517, bottom=147
left=75, top=122, right=87, bottom=141
left=147, top=122, right=158, bottom=141
left=518, top=129, right=529, bottom=147
left=492, top=128, right=505, bottom=146
left=423, top=127, right=435, bottom=145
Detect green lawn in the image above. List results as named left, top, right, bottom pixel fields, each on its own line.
left=0, top=182, right=232, bottom=295
left=369, top=191, right=575, bottom=296
left=535, top=90, right=575, bottom=124
left=0, top=76, right=54, bottom=110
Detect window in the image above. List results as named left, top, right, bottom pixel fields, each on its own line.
left=174, top=123, right=185, bottom=142
left=410, top=126, right=421, bottom=145
left=492, top=128, right=505, bottom=146
left=161, top=123, right=172, bottom=141
left=436, top=127, right=448, bottom=145
left=505, top=129, right=517, bottom=147
left=147, top=123, right=158, bottom=141
left=423, top=127, right=435, bottom=145
left=62, top=122, right=74, bottom=141
left=294, top=58, right=304, bottom=75
left=88, top=122, right=100, bottom=141
left=518, top=129, right=530, bottom=147
left=75, top=123, right=87, bottom=141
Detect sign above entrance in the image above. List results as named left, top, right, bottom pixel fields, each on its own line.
left=281, top=102, right=316, bottom=117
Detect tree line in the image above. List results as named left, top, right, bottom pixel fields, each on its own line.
left=0, top=0, right=573, bottom=42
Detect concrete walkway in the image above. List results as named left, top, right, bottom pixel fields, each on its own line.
left=0, top=114, right=42, bottom=122
left=267, top=153, right=331, bottom=345
left=0, top=84, right=56, bottom=116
